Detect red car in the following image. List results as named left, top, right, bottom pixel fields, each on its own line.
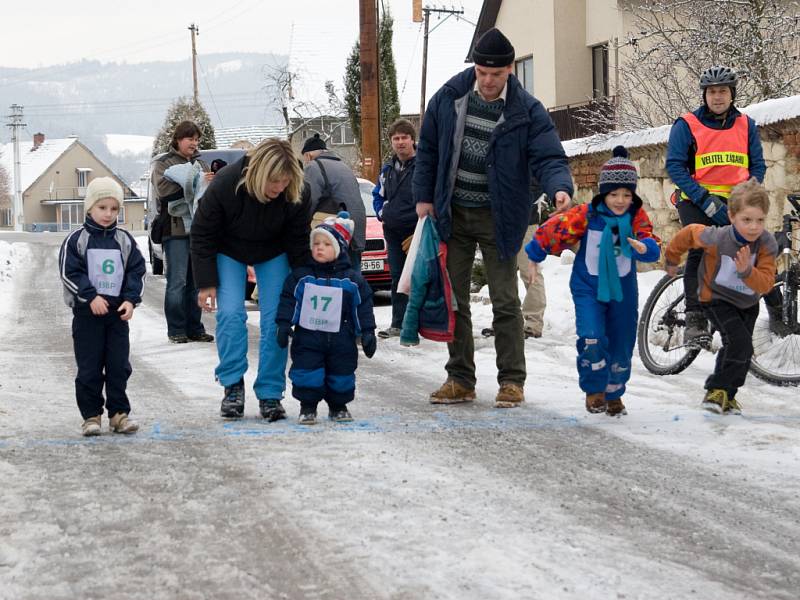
left=357, top=178, right=391, bottom=291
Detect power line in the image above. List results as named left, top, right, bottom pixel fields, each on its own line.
left=196, top=56, right=225, bottom=128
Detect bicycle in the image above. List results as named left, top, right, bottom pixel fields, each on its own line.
left=637, top=193, right=800, bottom=386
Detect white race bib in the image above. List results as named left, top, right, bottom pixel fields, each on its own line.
left=584, top=229, right=631, bottom=277
left=87, top=249, right=124, bottom=297
left=299, top=283, right=343, bottom=332
left=715, top=254, right=757, bottom=296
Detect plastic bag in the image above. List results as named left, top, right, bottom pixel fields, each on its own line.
left=397, top=216, right=427, bottom=295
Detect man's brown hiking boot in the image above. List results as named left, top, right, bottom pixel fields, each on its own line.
left=429, top=380, right=476, bottom=404
left=585, top=392, right=606, bottom=414
left=495, top=383, right=524, bottom=408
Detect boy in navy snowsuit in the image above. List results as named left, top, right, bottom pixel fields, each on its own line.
left=59, top=177, right=146, bottom=436
left=276, top=212, right=376, bottom=424
left=526, top=147, right=661, bottom=416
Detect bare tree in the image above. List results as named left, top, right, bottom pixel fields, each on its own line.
left=263, top=61, right=350, bottom=144
left=583, top=0, right=800, bottom=132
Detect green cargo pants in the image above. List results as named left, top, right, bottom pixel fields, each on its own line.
left=445, top=204, right=526, bottom=388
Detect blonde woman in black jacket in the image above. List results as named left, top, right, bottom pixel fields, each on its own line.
left=191, top=139, right=310, bottom=421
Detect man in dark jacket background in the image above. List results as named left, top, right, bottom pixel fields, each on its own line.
left=413, top=27, right=573, bottom=408
left=372, top=118, right=417, bottom=338
left=665, top=65, right=771, bottom=343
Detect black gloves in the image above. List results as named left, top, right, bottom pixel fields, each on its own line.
left=361, top=331, right=377, bottom=358
left=276, top=324, right=292, bottom=349
left=699, top=193, right=729, bottom=226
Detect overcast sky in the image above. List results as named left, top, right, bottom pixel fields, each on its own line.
left=1, top=0, right=484, bottom=113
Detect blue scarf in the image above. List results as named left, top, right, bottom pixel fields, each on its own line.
left=596, top=205, right=633, bottom=303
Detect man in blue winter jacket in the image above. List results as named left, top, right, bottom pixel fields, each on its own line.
left=413, top=27, right=574, bottom=408
left=372, top=118, right=418, bottom=339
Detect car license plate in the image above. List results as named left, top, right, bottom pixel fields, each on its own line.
left=361, top=259, right=384, bottom=272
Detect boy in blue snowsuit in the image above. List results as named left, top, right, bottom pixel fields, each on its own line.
left=276, top=212, right=377, bottom=424
left=59, top=177, right=146, bottom=436
left=525, top=147, right=661, bottom=416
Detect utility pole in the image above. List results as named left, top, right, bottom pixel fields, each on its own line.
left=359, top=0, right=380, bottom=183
left=5, top=104, right=26, bottom=232
left=189, top=23, right=200, bottom=105
left=419, top=6, right=464, bottom=123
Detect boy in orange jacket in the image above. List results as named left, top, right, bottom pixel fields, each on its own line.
left=665, top=178, right=777, bottom=414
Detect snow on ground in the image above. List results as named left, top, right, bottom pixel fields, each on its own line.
left=1, top=235, right=799, bottom=598
left=170, top=240, right=800, bottom=487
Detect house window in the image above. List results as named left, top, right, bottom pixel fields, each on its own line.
left=515, top=56, right=534, bottom=94
left=59, top=204, right=83, bottom=231
left=76, top=168, right=92, bottom=188
left=117, top=206, right=126, bottom=224
left=592, top=44, right=609, bottom=98
left=0, top=208, right=11, bottom=227
left=330, top=123, right=355, bottom=145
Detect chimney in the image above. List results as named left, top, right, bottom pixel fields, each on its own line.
left=32, top=132, right=45, bottom=151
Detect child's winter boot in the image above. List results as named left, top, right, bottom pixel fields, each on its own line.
left=81, top=415, right=102, bottom=437
left=701, top=389, right=727, bottom=414
left=298, top=411, right=317, bottom=425
left=220, top=380, right=245, bottom=418
left=109, top=412, right=139, bottom=434
left=606, top=398, right=627, bottom=417
left=722, top=395, right=742, bottom=415
left=329, top=405, right=353, bottom=423
left=585, top=392, right=606, bottom=413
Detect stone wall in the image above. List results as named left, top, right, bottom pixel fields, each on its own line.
left=566, top=116, right=800, bottom=260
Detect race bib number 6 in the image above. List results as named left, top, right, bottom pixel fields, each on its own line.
left=299, top=283, right=343, bottom=332
left=87, top=248, right=124, bottom=297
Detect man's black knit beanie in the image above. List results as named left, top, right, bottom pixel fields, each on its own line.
left=472, top=28, right=515, bottom=67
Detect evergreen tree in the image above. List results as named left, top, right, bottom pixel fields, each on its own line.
left=344, top=42, right=362, bottom=150
left=343, top=6, right=401, bottom=160
left=378, top=9, right=401, bottom=159
left=152, top=97, right=217, bottom=156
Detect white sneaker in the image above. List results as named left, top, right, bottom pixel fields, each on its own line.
left=109, top=412, right=139, bottom=434
left=81, top=415, right=102, bottom=437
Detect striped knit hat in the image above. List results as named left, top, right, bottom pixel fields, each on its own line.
left=311, top=211, right=354, bottom=259
left=593, top=146, right=642, bottom=209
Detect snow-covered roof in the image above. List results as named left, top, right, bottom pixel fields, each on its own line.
left=562, top=93, right=800, bottom=158
left=214, top=125, right=288, bottom=148
left=0, top=137, right=77, bottom=193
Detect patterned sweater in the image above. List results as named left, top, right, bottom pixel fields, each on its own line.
left=452, top=92, right=504, bottom=207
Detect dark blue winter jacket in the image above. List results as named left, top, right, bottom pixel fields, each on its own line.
left=665, top=105, right=766, bottom=204
left=372, top=155, right=417, bottom=233
left=276, top=252, right=376, bottom=344
left=413, top=67, right=574, bottom=260
left=59, top=217, right=146, bottom=309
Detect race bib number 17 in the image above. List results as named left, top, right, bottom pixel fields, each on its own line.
left=299, top=283, right=343, bottom=332
left=87, top=249, right=124, bottom=297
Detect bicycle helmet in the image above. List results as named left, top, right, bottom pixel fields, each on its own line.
left=699, top=65, right=738, bottom=89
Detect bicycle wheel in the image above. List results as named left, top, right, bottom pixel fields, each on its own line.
left=749, top=272, right=800, bottom=386
left=637, top=271, right=701, bottom=375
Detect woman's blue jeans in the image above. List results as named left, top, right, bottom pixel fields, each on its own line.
left=214, top=253, right=290, bottom=400
left=164, top=237, right=205, bottom=337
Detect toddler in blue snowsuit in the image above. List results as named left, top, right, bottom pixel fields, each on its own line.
left=59, top=177, right=146, bottom=436
left=276, top=212, right=376, bottom=424
left=525, top=146, right=661, bottom=416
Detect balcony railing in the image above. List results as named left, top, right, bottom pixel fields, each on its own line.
left=548, top=97, right=616, bottom=141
